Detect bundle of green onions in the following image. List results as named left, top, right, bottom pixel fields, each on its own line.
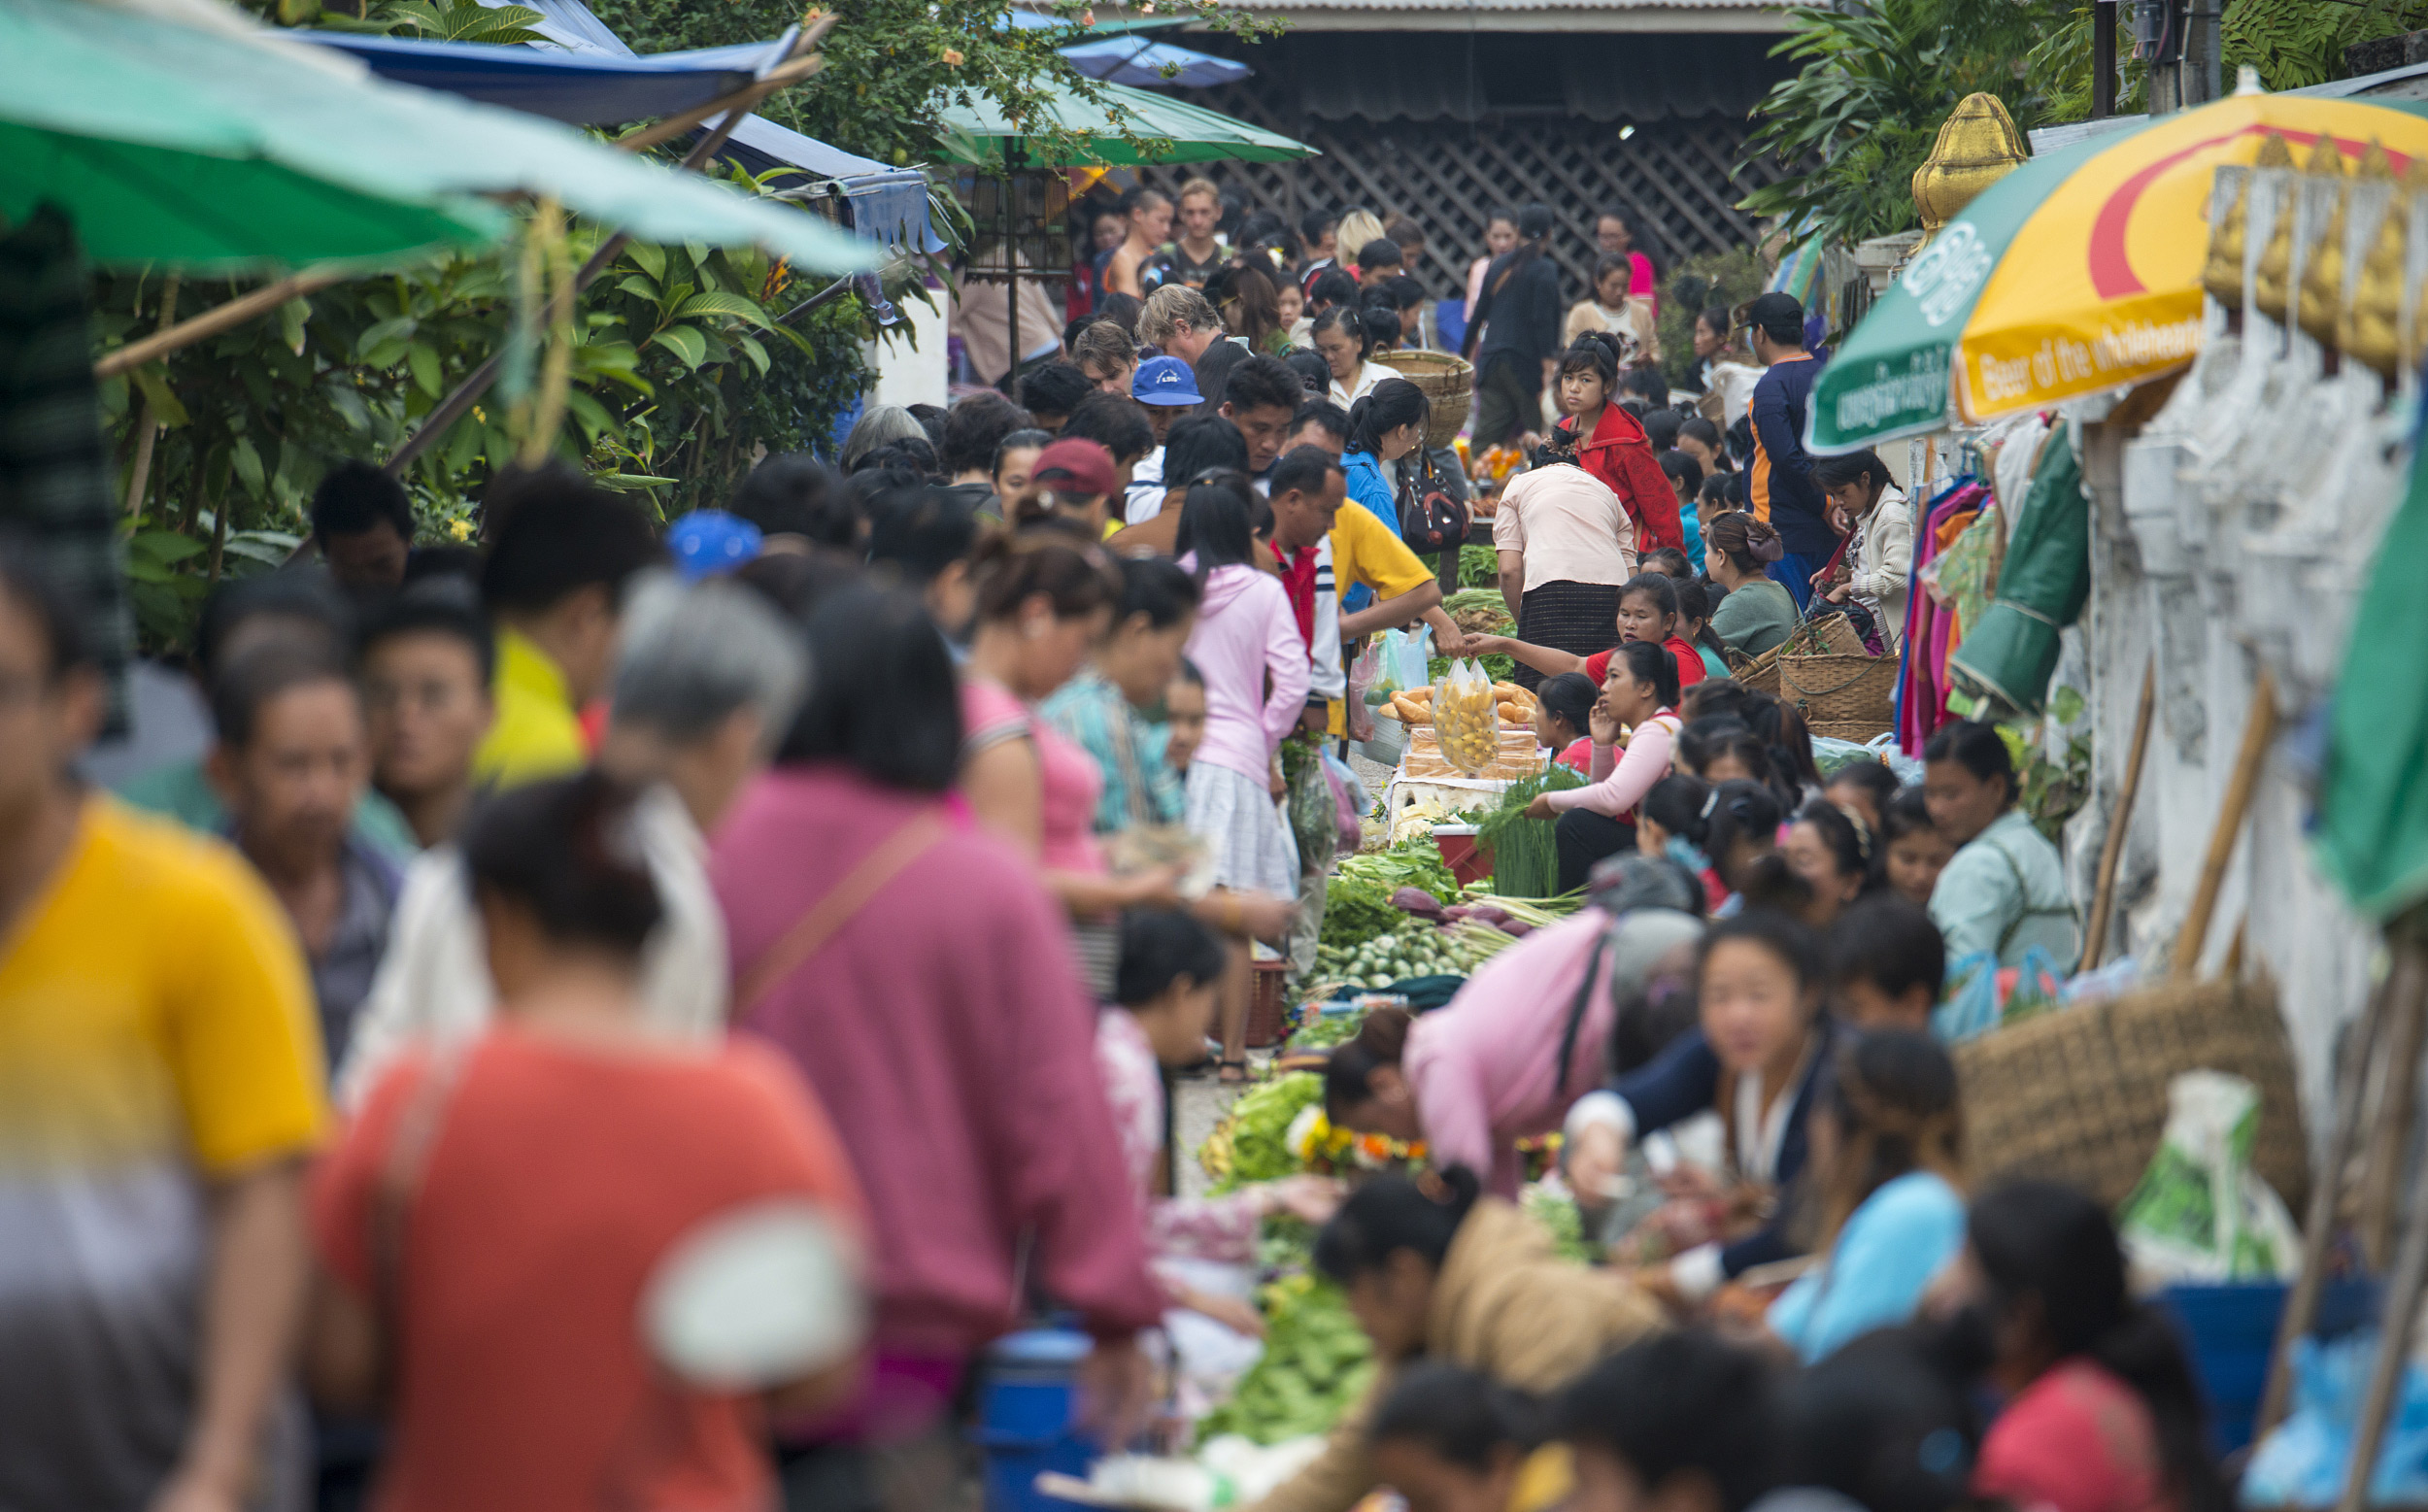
left=1476, top=768, right=1586, bottom=899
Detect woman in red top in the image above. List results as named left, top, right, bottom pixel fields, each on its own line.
left=1473, top=572, right=1705, bottom=700
left=1942, top=1180, right=2222, bottom=1512
left=1551, top=332, right=1684, bottom=554
left=309, top=772, right=867, bottom=1512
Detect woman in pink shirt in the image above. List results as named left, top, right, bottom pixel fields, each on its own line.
left=1525, top=640, right=1681, bottom=895
left=1320, top=896, right=1705, bottom=1196
left=961, top=532, right=1184, bottom=997
left=1175, top=479, right=1309, bottom=1077
left=715, top=583, right=1164, bottom=1474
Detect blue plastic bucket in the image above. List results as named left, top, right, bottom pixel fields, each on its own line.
left=971, top=1328, right=1096, bottom=1512
left=2156, top=1277, right=2379, bottom=1455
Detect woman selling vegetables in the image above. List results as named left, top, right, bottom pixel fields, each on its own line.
left=1527, top=641, right=1681, bottom=896
left=1324, top=893, right=1704, bottom=1198
left=1468, top=572, right=1704, bottom=702
left=1239, top=1169, right=1663, bottom=1512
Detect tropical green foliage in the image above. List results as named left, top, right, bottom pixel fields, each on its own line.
left=2221, top=0, right=2428, bottom=91
left=305, top=0, right=553, bottom=42
left=584, top=0, right=1282, bottom=169
left=1739, top=0, right=2068, bottom=250
left=98, top=203, right=873, bottom=653
left=1658, top=247, right=1766, bottom=386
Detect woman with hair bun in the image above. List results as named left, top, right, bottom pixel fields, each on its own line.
left=1703, top=514, right=1796, bottom=659
left=1547, top=331, right=1685, bottom=554
left=1234, top=1166, right=1661, bottom=1512
left=1339, top=378, right=1433, bottom=541
left=1765, top=1028, right=1966, bottom=1362
left=1313, top=304, right=1394, bottom=411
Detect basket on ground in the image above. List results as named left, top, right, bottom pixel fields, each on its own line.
left=1373, top=350, right=1473, bottom=450
left=1953, top=975, right=2310, bottom=1213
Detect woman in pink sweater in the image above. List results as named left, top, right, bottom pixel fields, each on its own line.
left=714, top=582, right=1164, bottom=1471
left=1175, top=478, right=1308, bottom=1077
left=1320, top=894, right=1705, bottom=1196
left=1525, top=639, right=1681, bottom=895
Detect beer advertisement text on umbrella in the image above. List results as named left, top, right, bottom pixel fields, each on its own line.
left=1809, top=93, right=2428, bottom=454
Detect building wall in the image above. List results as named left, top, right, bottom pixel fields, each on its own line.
left=1134, top=31, right=1795, bottom=300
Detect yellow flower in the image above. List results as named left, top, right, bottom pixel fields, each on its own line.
left=941, top=47, right=963, bottom=65
left=448, top=517, right=472, bottom=542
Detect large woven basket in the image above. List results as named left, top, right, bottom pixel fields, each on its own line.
left=1809, top=718, right=1895, bottom=744
left=1953, top=976, right=2310, bottom=1213
left=1774, top=614, right=1895, bottom=727
left=1373, top=349, right=1474, bottom=450
left=1728, top=645, right=1781, bottom=695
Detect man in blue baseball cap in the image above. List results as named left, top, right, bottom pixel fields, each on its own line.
left=1124, top=354, right=1203, bottom=524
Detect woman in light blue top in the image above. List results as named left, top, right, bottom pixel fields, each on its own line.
left=1922, top=719, right=2079, bottom=971
left=1768, top=1029, right=1967, bottom=1363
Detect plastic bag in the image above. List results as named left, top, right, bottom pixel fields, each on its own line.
left=1323, top=752, right=1366, bottom=857
left=1346, top=641, right=1381, bottom=743
left=1931, top=945, right=2066, bottom=1044
left=2117, top=1070, right=2301, bottom=1283
left=1431, top=658, right=1500, bottom=776
left=1381, top=624, right=1433, bottom=696
left=2243, top=1330, right=2428, bottom=1506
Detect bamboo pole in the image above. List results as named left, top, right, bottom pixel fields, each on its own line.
left=2175, top=664, right=2277, bottom=983
left=2339, top=945, right=2428, bottom=1512
left=2257, top=957, right=2403, bottom=1435
left=95, top=267, right=346, bottom=381
left=119, top=273, right=182, bottom=520
left=382, top=18, right=824, bottom=477
left=2081, top=656, right=2156, bottom=972
left=612, top=51, right=826, bottom=154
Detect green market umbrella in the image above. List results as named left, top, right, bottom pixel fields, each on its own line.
left=1806, top=92, right=2428, bottom=454
left=2318, top=445, right=2428, bottom=920
left=0, top=0, right=881, bottom=274
left=1945, top=429, right=2090, bottom=720
left=934, top=77, right=1314, bottom=166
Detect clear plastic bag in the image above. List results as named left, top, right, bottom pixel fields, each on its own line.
left=1432, top=658, right=1501, bottom=776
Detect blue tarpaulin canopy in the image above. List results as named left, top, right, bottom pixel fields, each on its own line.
left=307, top=0, right=930, bottom=249
left=1000, top=10, right=1248, bottom=86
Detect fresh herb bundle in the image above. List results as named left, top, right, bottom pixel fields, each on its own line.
left=1477, top=767, right=1587, bottom=898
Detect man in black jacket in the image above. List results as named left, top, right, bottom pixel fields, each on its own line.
left=1742, top=291, right=1835, bottom=610
left=1467, top=203, right=1562, bottom=448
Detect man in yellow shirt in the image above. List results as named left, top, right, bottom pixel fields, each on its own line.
left=472, top=467, right=662, bottom=788
left=0, top=543, right=327, bottom=1511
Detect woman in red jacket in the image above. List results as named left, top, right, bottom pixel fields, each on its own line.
left=1552, top=332, right=1683, bottom=555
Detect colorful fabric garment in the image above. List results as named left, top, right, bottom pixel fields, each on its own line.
left=0, top=798, right=326, bottom=1512
left=1040, top=667, right=1185, bottom=835
left=472, top=627, right=587, bottom=788
left=1094, top=1010, right=1261, bottom=1267
left=1898, top=481, right=1987, bottom=756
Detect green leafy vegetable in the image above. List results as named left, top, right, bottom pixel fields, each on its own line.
left=1521, top=1181, right=1595, bottom=1265
left=1197, top=1273, right=1375, bottom=1446
left=1335, top=838, right=1459, bottom=905
left=1319, top=874, right=1400, bottom=952
left=1202, top=1074, right=1325, bottom=1193
left=1477, top=768, right=1588, bottom=899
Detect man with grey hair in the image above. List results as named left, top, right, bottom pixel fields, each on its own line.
left=336, top=572, right=808, bottom=1105
left=1138, top=284, right=1248, bottom=419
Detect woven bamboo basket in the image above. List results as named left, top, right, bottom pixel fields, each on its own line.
left=1953, top=975, right=2310, bottom=1213
left=1727, top=644, right=1781, bottom=695
left=1373, top=350, right=1474, bottom=450
left=1809, top=718, right=1895, bottom=743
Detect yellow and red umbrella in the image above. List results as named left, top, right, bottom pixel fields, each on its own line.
left=1809, top=92, right=2428, bottom=452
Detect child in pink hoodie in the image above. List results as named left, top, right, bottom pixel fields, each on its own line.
left=1175, top=480, right=1307, bottom=1077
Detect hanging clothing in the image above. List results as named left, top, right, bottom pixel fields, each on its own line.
left=1897, top=480, right=1987, bottom=756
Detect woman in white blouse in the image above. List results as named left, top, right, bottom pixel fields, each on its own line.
left=1312, top=305, right=1396, bottom=411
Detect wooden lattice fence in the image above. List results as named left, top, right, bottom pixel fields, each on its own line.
left=1137, top=92, right=1788, bottom=302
